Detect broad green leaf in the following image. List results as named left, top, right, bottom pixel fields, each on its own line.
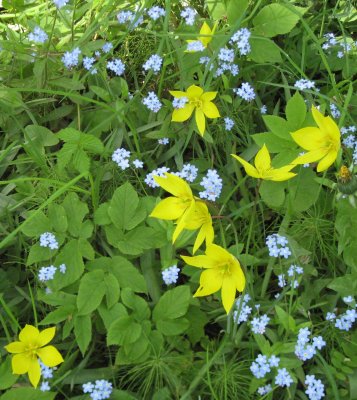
left=26, top=243, right=53, bottom=266
left=153, top=286, right=191, bottom=321
left=72, top=148, right=90, bottom=173
left=157, top=317, right=190, bottom=336
left=250, top=37, right=282, bottom=63
left=226, top=0, right=248, bottom=25
left=77, top=270, right=106, bottom=315
left=120, top=288, right=150, bottom=320
left=48, top=204, right=67, bottom=233
left=98, top=303, right=128, bottom=330
left=117, top=227, right=165, bottom=255
left=74, top=314, right=92, bottom=355
left=262, top=115, right=292, bottom=140
left=104, top=273, right=120, bottom=308
left=253, top=4, right=304, bottom=38
left=0, top=358, right=18, bottom=390
left=252, top=133, right=292, bottom=153
left=62, top=192, right=89, bottom=237
left=185, top=306, right=209, bottom=345
left=39, top=305, right=75, bottom=325
left=52, top=239, right=85, bottom=290
left=205, top=0, right=226, bottom=19
left=107, top=316, right=142, bottom=346
left=328, top=274, right=357, bottom=297
left=24, top=125, right=59, bottom=147
left=275, top=305, right=296, bottom=332
left=259, top=180, right=286, bottom=209
left=94, top=202, right=111, bottom=225
left=287, top=168, right=320, bottom=212
left=21, top=210, right=50, bottom=237
left=108, top=182, right=140, bottom=231
left=112, top=256, right=147, bottom=293
left=0, top=388, right=55, bottom=400
left=78, top=238, right=95, bottom=260
left=286, top=92, right=306, bottom=131
left=90, top=85, right=111, bottom=102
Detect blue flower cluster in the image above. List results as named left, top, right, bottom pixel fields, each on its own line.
left=257, top=384, right=272, bottom=396
left=82, top=380, right=113, bottom=400
left=251, top=314, right=270, bottom=334
left=176, top=164, right=198, bottom=183
left=250, top=353, right=280, bottom=378
left=39, top=361, right=56, bottom=392
left=53, top=0, right=69, bottom=8
left=233, top=294, right=252, bottom=324
left=277, top=264, right=303, bottom=289
left=145, top=166, right=170, bottom=188
left=275, top=367, right=293, bottom=387
left=266, top=233, right=291, bottom=258
left=117, top=10, right=143, bottom=28
left=158, top=138, right=169, bottom=145
left=295, top=328, right=326, bottom=361
left=147, top=6, right=165, bottom=21
left=40, top=232, right=59, bottom=250
left=28, top=26, right=48, bottom=43
left=112, top=148, right=143, bottom=170
left=172, top=97, right=188, bottom=109
left=224, top=117, right=234, bottom=131
left=305, top=375, right=325, bottom=400
left=162, top=265, right=180, bottom=285
left=143, top=54, right=163, bottom=73
left=294, top=79, right=316, bottom=91
left=234, top=82, right=256, bottom=102
left=187, top=41, right=205, bottom=52
left=62, top=47, right=81, bottom=69
left=199, top=169, right=223, bottom=201
left=322, top=32, right=354, bottom=58
left=142, top=92, right=162, bottom=112
left=229, top=28, right=251, bottom=55
left=107, top=58, right=125, bottom=76
left=38, top=263, right=66, bottom=282
left=180, top=7, right=197, bottom=25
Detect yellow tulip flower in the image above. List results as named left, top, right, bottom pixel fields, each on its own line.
left=150, top=173, right=196, bottom=242
left=186, top=22, right=216, bottom=49
left=291, top=106, right=341, bottom=172
left=183, top=200, right=214, bottom=254
left=170, top=85, right=220, bottom=136
left=5, top=324, right=64, bottom=388
left=182, top=244, right=245, bottom=314
left=231, top=144, right=296, bottom=181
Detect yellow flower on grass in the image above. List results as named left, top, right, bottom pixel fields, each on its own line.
left=231, top=144, right=296, bottom=181
left=186, top=22, right=216, bottom=50
left=183, top=201, right=214, bottom=254
left=150, top=173, right=196, bottom=242
left=291, top=106, right=341, bottom=172
left=182, top=244, right=245, bottom=314
left=170, top=85, right=220, bottom=136
left=5, top=324, right=64, bottom=388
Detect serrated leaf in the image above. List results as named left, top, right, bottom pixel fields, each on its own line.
left=77, top=270, right=106, bottom=315
left=153, top=286, right=191, bottom=321
left=21, top=210, right=51, bottom=237
left=62, top=192, right=89, bottom=237
left=48, top=204, right=67, bottom=233
left=104, top=273, right=120, bottom=308
left=39, top=305, right=75, bottom=325
left=107, top=316, right=142, bottom=346
left=250, top=37, right=282, bottom=63
left=286, top=91, right=306, bottom=131
left=262, top=115, right=292, bottom=140
left=74, top=314, right=92, bottom=355
left=157, top=317, right=190, bottom=336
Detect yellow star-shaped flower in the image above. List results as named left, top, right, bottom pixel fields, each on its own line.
left=5, top=324, right=64, bottom=387
left=182, top=244, right=245, bottom=314
left=170, top=84, right=220, bottom=136
left=186, top=22, right=216, bottom=50
left=291, top=106, right=341, bottom=172
left=231, top=144, right=296, bottom=181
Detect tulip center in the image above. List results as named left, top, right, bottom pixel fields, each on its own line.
left=190, top=97, right=203, bottom=109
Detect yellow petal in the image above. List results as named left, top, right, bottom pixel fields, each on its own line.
left=201, top=92, right=218, bottom=102
left=254, top=144, right=271, bottom=172
left=37, top=327, right=55, bottom=347
left=231, top=261, right=246, bottom=292
left=316, top=150, right=337, bottom=172
left=221, top=276, right=237, bottom=314
left=153, top=173, right=193, bottom=198
left=172, top=104, right=195, bottom=122
left=12, top=353, right=30, bottom=374
left=172, top=201, right=195, bottom=242
left=5, top=341, right=26, bottom=354
left=194, top=268, right=223, bottom=297
left=28, top=357, right=41, bottom=388
left=19, top=325, right=39, bottom=346
left=187, top=85, right=204, bottom=99
left=266, top=170, right=297, bottom=182
left=205, top=244, right=230, bottom=264
left=195, top=109, right=206, bottom=135
left=231, top=154, right=260, bottom=178
left=181, top=255, right=216, bottom=269
left=311, top=106, right=340, bottom=144
left=150, top=197, right=188, bottom=220
left=292, top=149, right=327, bottom=165
left=199, top=22, right=213, bottom=47
left=202, top=101, right=220, bottom=119
left=192, top=226, right=206, bottom=254
left=37, top=345, right=64, bottom=367
left=169, top=90, right=187, bottom=98
left=291, top=127, right=326, bottom=151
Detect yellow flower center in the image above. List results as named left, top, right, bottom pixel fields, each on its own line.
left=190, top=97, right=203, bottom=109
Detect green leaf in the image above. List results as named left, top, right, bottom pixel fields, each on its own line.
left=275, top=305, right=296, bottom=332
left=121, top=288, right=150, bottom=320
left=74, top=314, right=92, bottom=355
left=104, top=273, right=120, bottom=309
left=262, top=115, right=292, bottom=141
left=0, top=358, right=18, bottom=390
left=250, top=37, right=282, bottom=63
left=77, top=270, right=106, bottom=315
left=259, top=180, right=286, bottom=209
left=52, top=239, right=85, bottom=290
left=253, top=4, right=304, bottom=38
left=62, top=192, right=89, bottom=237
left=98, top=303, right=128, bottom=331
left=72, top=148, right=90, bottom=173
left=24, top=125, right=59, bottom=147
left=48, top=204, right=67, bottom=233
left=117, top=227, right=165, bottom=255
left=328, top=274, right=357, bottom=297
left=252, top=133, right=292, bottom=153
left=107, top=316, right=142, bottom=346
left=26, top=243, right=53, bottom=266
left=185, top=306, right=208, bottom=345
left=90, top=85, right=111, bottom=102
left=286, top=92, right=306, bottom=131
left=205, top=0, right=226, bottom=19
left=226, top=0, right=248, bottom=24
left=21, top=211, right=50, bottom=236
left=111, top=256, right=147, bottom=293
left=0, top=388, right=56, bottom=400
left=153, top=286, right=191, bottom=321
left=157, top=317, right=190, bottom=336
left=287, top=168, right=320, bottom=212
left=108, top=182, right=140, bottom=231
left=39, top=305, right=75, bottom=325
left=94, top=202, right=111, bottom=225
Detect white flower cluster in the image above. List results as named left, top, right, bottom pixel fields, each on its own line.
left=294, top=79, right=316, bottom=91
left=199, top=169, right=223, bottom=201
left=162, top=265, right=180, bottom=285
left=233, top=294, right=252, bottom=324
left=295, top=328, right=326, bottom=361
left=233, top=82, right=255, bottom=101
left=142, top=92, right=162, bottom=112
left=112, top=148, right=143, bottom=170
left=143, top=54, right=163, bottom=73
left=229, top=28, right=251, bottom=55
